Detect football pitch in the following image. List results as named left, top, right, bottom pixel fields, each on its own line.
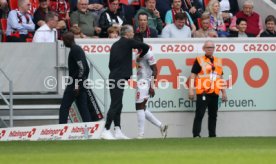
left=0, top=137, right=276, bottom=164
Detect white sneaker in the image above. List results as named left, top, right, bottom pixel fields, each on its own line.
left=101, top=128, right=115, bottom=140
left=160, top=124, right=168, bottom=139
left=136, top=135, right=144, bottom=139
left=114, top=126, right=130, bottom=139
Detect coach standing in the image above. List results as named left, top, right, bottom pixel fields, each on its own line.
left=188, top=40, right=227, bottom=138
left=59, top=32, right=92, bottom=124
left=101, top=25, right=150, bottom=140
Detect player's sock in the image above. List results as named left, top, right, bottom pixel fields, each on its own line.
left=137, top=110, right=145, bottom=137
left=145, top=109, right=162, bottom=128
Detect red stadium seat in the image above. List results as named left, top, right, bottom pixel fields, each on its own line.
left=120, top=0, right=144, bottom=6
left=9, top=0, right=18, bottom=10
left=197, top=18, right=202, bottom=28
left=140, top=0, right=145, bottom=6
left=204, top=0, right=210, bottom=7
left=30, top=0, right=40, bottom=15
left=1, top=18, right=7, bottom=42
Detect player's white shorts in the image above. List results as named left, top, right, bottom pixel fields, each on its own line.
left=136, top=79, right=151, bottom=103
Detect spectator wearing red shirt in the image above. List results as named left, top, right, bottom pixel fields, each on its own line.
left=229, top=0, right=263, bottom=37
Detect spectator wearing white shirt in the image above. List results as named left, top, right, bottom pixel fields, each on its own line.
left=33, top=12, right=58, bottom=42
left=6, top=0, right=35, bottom=42
left=161, top=12, right=191, bottom=38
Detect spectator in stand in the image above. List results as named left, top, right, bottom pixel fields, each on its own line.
left=228, top=18, right=254, bottom=37
left=155, top=0, right=171, bottom=22
left=33, top=11, right=58, bottom=42
left=219, top=0, right=239, bottom=29
left=181, top=0, right=204, bottom=29
left=0, top=0, right=8, bottom=18
left=205, top=0, right=228, bottom=37
left=71, top=0, right=101, bottom=38
left=229, top=0, right=263, bottom=37
left=50, top=0, right=70, bottom=21
left=33, top=0, right=66, bottom=31
left=119, top=0, right=140, bottom=26
left=6, top=0, right=35, bottom=42
left=219, top=0, right=239, bottom=18
left=193, top=13, right=218, bottom=38
left=70, top=26, right=86, bottom=38
left=107, top=26, right=119, bottom=38
left=161, top=12, right=191, bottom=38
left=260, top=15, right=276, bottom=37
left=0, top=0, right=8, bottom=42
left=165, top=0, right=196, bottom=34
left=136, top=12, right=158, bottom=38
left=134, top=0, right=163, bottom=34
left=156, top=0, right=204, bottom=27
left=98, top=0, right=125, bottom=38
left=87, top=0, right=105, bottom=26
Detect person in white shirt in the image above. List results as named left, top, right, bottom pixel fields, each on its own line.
left=134, top=33, right=168, bottom=139
left=161, top=12, right=191, bottom=38
left=33, top=11, right=58, bottom=42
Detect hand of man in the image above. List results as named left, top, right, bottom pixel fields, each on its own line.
left=188, top=89, right=195, bottom=100
left=153, top=9, right=160, bottom=18
left=95, top=27, right=102, bottom=34
left=88, top=4, right=96, bottom=10
left=95, top=4, right=103, bottom=10
left=221, top=92, right=227, bottom=102
left=189, top=7, right=197, bottom=14
left=149, top=87, right=155, bottom=98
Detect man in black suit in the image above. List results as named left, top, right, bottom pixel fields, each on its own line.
left=101, top=25, right=150, bottom=140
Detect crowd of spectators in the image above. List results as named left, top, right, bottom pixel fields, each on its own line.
left=0, top=0, right=275, bottom=42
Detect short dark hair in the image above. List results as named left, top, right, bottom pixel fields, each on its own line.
left=145, top=0, right=155, bottom=3
left=138, top=12, right=148, bottom=20
left=109, top=0, right=118, bottom=3
left=236, top=18, right=247, bottom=25
left=45, top=11, right=58, bottom=23
left=175, top=12, right=187, bottom=21
left=265, top=15, right=276, bottom=24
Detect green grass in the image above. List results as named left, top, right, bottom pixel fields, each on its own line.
left=0, top=138, right=276, bottom=164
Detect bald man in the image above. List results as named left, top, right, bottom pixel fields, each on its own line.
left=59, top=32, right=92, bottom=124
left=188, top=41, right=227, bottom=138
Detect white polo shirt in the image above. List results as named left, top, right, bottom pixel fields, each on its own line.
left=161, top=23, right=192, bottom=39
left=32, top=24, right=57, bottom=43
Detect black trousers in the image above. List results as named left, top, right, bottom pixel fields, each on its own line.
left=59, top=84, right=92, bottom=124
left=105, top=78, right=126, bottom=130
left=193, top=94, right=219, bottom=137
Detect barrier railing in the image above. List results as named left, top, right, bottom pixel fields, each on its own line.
left=0, top=68, right=13, bottom=127
left=88, top=60, right=108, bottom=120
